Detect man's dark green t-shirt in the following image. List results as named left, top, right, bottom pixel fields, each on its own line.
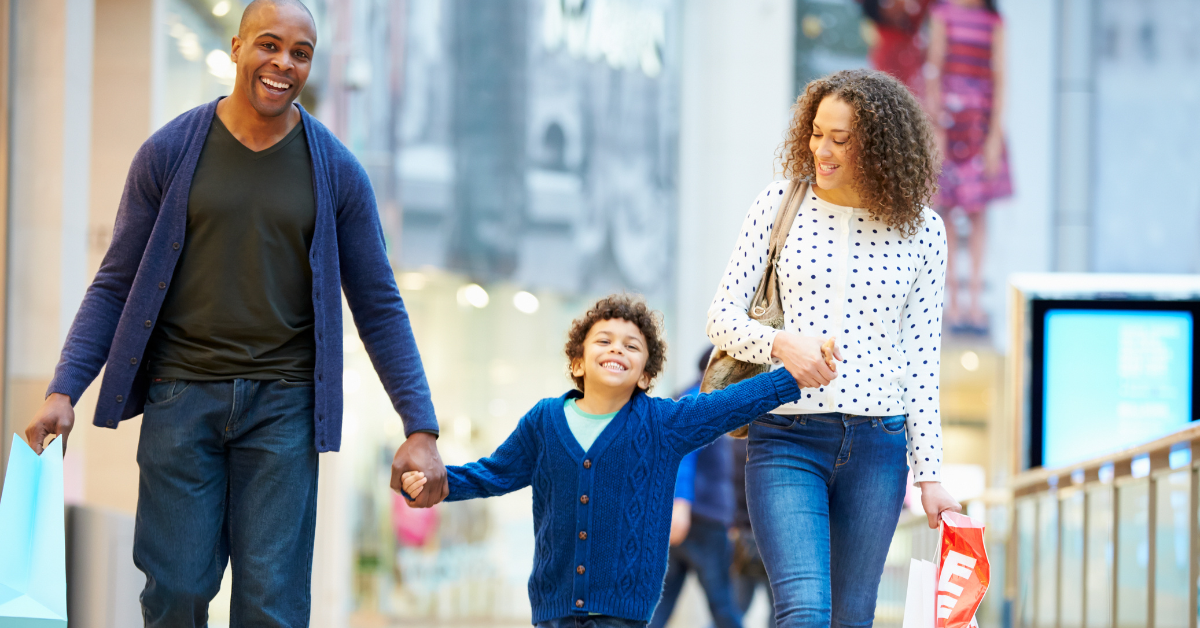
left=146, top=113, right=316, bottom=381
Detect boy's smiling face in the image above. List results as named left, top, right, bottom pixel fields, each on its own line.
left=571, top=318, right=651, bottom=395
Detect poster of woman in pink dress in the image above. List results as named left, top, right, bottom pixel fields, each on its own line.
left=926, top=0, right=1012, bottom=335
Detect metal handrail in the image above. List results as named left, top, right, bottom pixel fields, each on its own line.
left=1011, top=422, right=1199, bottom=497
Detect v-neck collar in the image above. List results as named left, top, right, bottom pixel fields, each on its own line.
left=554, top=389, right=639, bottom=460
left=211, top=106, right=306, bottom=160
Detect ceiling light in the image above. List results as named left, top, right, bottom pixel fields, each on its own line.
left=513, top=291, right=539, bottom=314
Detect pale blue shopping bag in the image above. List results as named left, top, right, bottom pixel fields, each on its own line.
left=0, top=434, right=67, bottom=627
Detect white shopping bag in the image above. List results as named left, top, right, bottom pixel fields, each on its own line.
left=902, top=558, right=936, bottom=628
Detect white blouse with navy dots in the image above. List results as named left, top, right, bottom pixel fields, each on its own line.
left=706, top=180, right=948, bottom=482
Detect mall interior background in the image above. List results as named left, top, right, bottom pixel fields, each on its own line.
left=0, top=0, right=1197, bottom=627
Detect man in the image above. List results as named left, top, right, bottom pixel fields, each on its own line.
left=24, top=1, right=446, bottom=625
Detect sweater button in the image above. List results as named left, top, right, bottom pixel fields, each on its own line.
left=144, top=320, right=152, bottom=328
left=575, top=600, right=584, bottom=609
left=115, top=395, right=123, bottom=403
left=580, top=495, right=589, bottom=505
left=583, top=459, right=591, bottom=469
left=172, top=242, right=180, bottom=250
left=130, top=357, right=137, bottom=365
left=106, top=420, right=114, bottom=427
left=576, top=565, right=585, bottom=575
left=158, top=282, right=166, bottom=289
left=579, top=531, right=587, bottom=540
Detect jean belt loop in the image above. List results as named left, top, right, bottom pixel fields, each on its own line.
left=798, top=415, right=807, bottom=427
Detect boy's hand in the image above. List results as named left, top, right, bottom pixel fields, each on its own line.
left=820, top=337, right=840, bottom=372
left=400, top=471, right=428, bottom=501
left=669, top=499, right=691, bottom=546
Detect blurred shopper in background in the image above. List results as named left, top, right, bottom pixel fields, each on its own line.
left=707, top=69, right=960, bottom=627
left=729, top=438, right=774, bottom=628
left=650, top=350, right=740, bottom=628
left=22, top=1, right=446, bottom=625
left=925, top=0, right=1011, bottom=334
left=860, top=0, right=937, bottom=98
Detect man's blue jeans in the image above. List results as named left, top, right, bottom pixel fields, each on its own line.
left=649, top=515, right=742, bottom=628
left=745, top=413, right=908, bottom=628
left=133, top=379, right=319, bottom=628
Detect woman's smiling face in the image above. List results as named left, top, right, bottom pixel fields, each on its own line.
left=809, top=96, right=860, bottom=202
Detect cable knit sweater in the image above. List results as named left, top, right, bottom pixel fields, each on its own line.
left=445, top=367, right=801, bottom=623
left=706, top=180, right=948, bottom=481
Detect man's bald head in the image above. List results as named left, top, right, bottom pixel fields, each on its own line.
left=239, top=0, right=316, bottom=42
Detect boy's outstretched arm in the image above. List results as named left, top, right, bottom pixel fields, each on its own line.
left=445, top=410, right=539, bottom=501
left=662, top=368, right=803, bottom=455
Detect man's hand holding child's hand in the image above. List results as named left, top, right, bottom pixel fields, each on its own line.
left=401, top=471, right=428, bottom=502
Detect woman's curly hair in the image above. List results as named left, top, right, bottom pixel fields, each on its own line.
left=779, top=69, right=939, bottom=238
left=565, top=294, right=667, bottom=392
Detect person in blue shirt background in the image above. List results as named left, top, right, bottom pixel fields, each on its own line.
left=649, top=349, right=742, bottom=628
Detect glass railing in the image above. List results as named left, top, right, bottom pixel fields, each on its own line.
left=1009, top=424, right=1198, bottom=628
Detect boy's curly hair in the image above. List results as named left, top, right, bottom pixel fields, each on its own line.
left=779, top=69, right=939, bottom=238
left=565, top=294, right=667, bottom=392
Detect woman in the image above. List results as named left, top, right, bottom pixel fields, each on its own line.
left=705, top=69, right=960, bottom=626
left=925, top=0, right=1011, bottom=334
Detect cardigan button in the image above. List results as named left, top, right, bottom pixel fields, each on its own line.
left=172, top=242, right=180, bottom=250
left=583, top=459, right=591, bottom=469
left=144, top=320, right=152, bottom=328
left=106, top=420, right=114, bottom=427
left=576, top=565, right=585, bottom=575
left=115, top=395, right=123, bottom=403
left=580, top=495, right=589, bottom=505
left=578, top=531, right=587, bottom=540
left=158, top=282, right=166, bottom=289
left=575, top=600, right=584, bottom=609
left=130, top=357, right=137, bottom=365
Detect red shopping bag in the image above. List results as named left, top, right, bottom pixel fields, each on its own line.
left=936, top=512, right=988, bottom=628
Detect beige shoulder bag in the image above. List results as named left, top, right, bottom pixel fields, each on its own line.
left=700, top=179, right=809, bottom=438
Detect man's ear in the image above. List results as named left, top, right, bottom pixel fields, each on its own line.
left=230, top=37, right=242, bottom=63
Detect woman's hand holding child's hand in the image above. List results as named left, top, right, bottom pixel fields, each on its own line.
left=771, top=331, right=841, bottom=389
left=401, top=471, right=428, bottom=502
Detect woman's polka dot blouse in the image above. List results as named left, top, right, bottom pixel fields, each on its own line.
left=705, top=180, right=948, bottom=482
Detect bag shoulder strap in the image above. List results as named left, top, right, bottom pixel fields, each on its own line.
left=748, top=179, right=809, bottom=318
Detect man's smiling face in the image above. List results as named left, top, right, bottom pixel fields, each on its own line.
left=231, top=1, right=316, bottom=118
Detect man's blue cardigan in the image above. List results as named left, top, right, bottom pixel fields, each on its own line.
left=47, top=98, right=438, bottom=451
left=446, top=368, right=801, bottom=623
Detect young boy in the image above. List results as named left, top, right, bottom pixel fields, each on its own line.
left=402, top=295, right=805, bottom=627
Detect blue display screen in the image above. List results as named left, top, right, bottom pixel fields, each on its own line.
left=1042, top=309, right=1194, bottom=469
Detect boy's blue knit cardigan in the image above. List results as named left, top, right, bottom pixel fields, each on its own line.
left=446, top=367, right=802, bottom=623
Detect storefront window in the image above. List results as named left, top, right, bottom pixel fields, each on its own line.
left=157, top=0, right=237, bottom=127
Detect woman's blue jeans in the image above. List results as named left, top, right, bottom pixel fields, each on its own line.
left=745, top=413, right=909, bottom=628
left=133, top=379, right=319, bottom=628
